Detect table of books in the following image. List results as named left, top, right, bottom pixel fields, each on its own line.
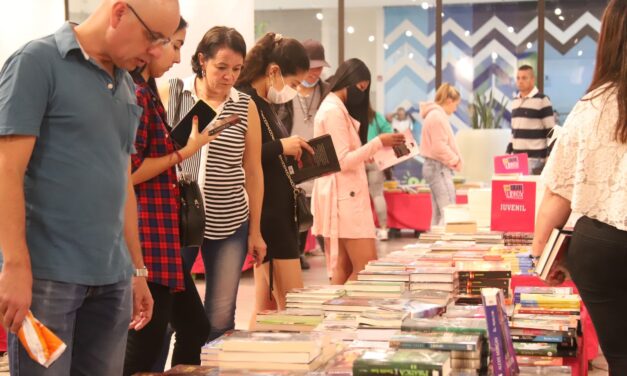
left=382, top=191, right=468, bottom=232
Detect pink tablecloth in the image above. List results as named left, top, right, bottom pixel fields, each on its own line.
left=379, top=192, right=467, bottom=232
left=511, top=275, right=600, bottom=376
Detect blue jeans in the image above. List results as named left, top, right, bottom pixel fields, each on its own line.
left=9, top=278, right=131, bottom=376
left=423, top=158, right=456, bottom=226
left=182, top=222, right=249, bottom=342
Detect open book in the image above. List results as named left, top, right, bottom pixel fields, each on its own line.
left=286, top=134, right=340, bottom=184
left=372, top=129, right=419, bottom=170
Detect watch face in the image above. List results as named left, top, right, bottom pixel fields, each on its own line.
left=135, top=268, right=149, bottom=277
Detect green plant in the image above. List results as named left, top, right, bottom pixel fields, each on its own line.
left=470, top=90, right=508, bottom=129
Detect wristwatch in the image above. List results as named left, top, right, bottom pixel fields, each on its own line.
left=133, top=267, right=149, bottom=278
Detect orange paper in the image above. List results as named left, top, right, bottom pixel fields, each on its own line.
left=17, top=311, right=66, bottom=368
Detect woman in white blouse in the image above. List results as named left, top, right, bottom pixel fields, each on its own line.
left=531, top=0, right=627, bottom=372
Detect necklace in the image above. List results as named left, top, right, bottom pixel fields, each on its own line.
left=296, top=87, right=318, bottom=122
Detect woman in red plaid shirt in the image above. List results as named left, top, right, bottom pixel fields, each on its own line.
left=123, top=18, right=217, bottom=374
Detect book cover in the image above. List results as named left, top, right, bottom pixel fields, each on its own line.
left=481, top=288, right=519, bottom=376
left=401, top=317, right=487, bottom=335
left=372, top=128, right=420, bottom=171
left=286, top=134, right=340, bottom=183
left=353, top=349, right=451, bottom=376
left=515, top=355, right=564, bottom=366
left=344, top=281, right=407, bottom=292
left=457, top=271, right=512, bottom=279
left=390, top=332, right=481, bottom=352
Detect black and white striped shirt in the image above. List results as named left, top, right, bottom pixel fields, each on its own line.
left=509, top=87, right=555, bottom=160
left=168, top=76, right=250, bottom=240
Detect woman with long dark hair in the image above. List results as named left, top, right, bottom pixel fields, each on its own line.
left=531, top=0, right=627, bottom=372
left=311, top=58, right=405, bottom=284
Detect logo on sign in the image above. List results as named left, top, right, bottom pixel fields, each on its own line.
left=502, top=156, right=520, bottom=170
left=504, top=184, right=524, bottom=200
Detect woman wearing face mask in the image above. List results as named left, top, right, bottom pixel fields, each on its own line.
left=235, top=33, right=314, bottom=321
left=312, top=58, right=405, bottom=284
left=123, top=18, right=213, bottom=375
left=419, top=83, right=463, bottom=226
left=162, top=26, right=266, bottom=344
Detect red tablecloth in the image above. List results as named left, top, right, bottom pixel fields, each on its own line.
left=380, top=191, right=467, bottom=232
left=511, top=275, right=600, bottom=376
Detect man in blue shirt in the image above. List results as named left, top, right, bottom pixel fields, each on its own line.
left=0, top=0, right=180, bottom=374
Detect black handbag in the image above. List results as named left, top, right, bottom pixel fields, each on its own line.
left=260, top=111, right=313, bottom=233
left=171, top=79, right=206, bottom=247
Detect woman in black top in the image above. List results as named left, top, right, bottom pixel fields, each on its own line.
left=236, top=32, right=313, bottom=323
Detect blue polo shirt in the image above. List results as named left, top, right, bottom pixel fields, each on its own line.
left=0, top=23, right=141, bottom=285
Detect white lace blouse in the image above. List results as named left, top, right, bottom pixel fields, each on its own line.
left=542, top=84, right=627, bottom=231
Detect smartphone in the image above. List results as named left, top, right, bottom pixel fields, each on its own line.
left=207, top=114, right=240, bottom=136
left=169, top=100, right=217, bottom=147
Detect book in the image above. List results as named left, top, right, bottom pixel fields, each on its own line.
left=344, top=281, right=407, bottom=292
left=390, top=332, right=481, bottom=352
left=285, top=134, right=340, bottom=183
left=218, top=332, right=327, bottom=353
left=401, top=317, right=487, bottom=335
left=218, top=343, right=337, bottom=372
left=481, top=288, right=519, bottom=376
left=353, top=349, right=451, bottom=376
left=372, top=128, right=420, bottom=170
left=460, top=278, right=510, bottom=288
left=357, top=310, right=408, bottom=329
left=534, top=228, right=572, bottom=281
left=410, top=273, right=456, bottom=283
left=515, top=355, right=564, bottom=366
left=357, top=270, right=412, bottom=282
left=512, top=342, right=576, bottom=357
left=402, top=289, right=453, bottom=306
left=218, top=348, right=321, bottom=364
left=169, top=100, right=217, bottom=147
left=518, top=366, right=571, bottom=375
left=457, top=270, right=512, bottom=279
left=409, top=282, right=457, bottom=292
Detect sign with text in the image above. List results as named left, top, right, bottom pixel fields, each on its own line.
left=494, top=153, right=529, bottom=175
left=491, top=180, right=536, bottom=232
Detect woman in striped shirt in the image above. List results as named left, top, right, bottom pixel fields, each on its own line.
left=162, top=27, right=266, bottom=342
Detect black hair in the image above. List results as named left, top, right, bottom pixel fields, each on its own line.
left=518, top=64, right=534, bottom=72
left=191, top=26, right=247, bottom=78
left=328, top=58, right=372, bottom=144
left=236, top=32, right=310, bottom=86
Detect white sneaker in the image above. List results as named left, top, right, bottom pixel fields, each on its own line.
left=377, top=228, right=389, bottom=241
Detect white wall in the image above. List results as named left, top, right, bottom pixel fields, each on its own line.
left=0, top=2, right=65, bottom=66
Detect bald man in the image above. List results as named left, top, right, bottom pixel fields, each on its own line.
left=0, top=1, right=179, bottom=374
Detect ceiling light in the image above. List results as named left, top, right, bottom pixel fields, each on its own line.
left=347, top=26, right=355, bottom=34
left=316, top=12, right=323, bottom=21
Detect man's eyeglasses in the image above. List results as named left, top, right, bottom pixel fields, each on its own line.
left=126, top=3, right=170, bottom=46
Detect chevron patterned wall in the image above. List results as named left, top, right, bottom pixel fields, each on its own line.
left=382, top=1, right=604, bottom=184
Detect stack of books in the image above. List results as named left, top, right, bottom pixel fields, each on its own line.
left=356, top=269, right=412, bottom=283
left=216, top=331, right=335, bottom=372
left=352, top=349, right=452, bottom=375
left=511, top=287, right=581, bottom=366
left=455, top=261, right=512, bottom=305
left=253, top=309, right=324, bottom=332
left=488, top=246, right=534, bottom=275
left=343, top=280, right=407, bottom=299
left=409, top=266, right=457, bottom=293
left=503, top=232, right=534, bottom=246
left=285, top=285, right=345, bottom=310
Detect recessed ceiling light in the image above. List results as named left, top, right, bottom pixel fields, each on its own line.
left=347, top=26, right=355, bottom=34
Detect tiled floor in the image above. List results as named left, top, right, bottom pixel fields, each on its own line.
left=194, top=232, right=609, bottom=376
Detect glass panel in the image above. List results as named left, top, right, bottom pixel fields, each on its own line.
left=544, top=0, right=607, bottom=124
left=67, top=0, right=99, bottom=23
left=442, top=0, right=539, bottom=130
left=346, top=0, right=436, bottom=184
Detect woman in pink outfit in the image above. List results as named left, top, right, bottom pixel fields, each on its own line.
left=312, top=59, right=405, bottom=284
left=419, top=83, right=462, bottom=226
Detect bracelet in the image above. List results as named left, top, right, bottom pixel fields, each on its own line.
left=174, top=150, right=183, bottom=164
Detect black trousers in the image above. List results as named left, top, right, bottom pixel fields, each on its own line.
left=566, top=216, right=627, bottom=376
left=123, top=270, right=210, bottom=375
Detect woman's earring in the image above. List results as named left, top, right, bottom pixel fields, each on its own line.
left=202, top=70, right=206, bottom=78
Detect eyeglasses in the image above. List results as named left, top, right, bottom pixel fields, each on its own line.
left=126, top=3, right=170, bottom=46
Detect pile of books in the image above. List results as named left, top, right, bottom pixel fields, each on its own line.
left=511, top=286, right=581, bottom=367
left=215, top=331, right=336, bottom=372
left=253, top=309, right=324, bottom=332
left=487, top=246, right=534, bottom=275
left=343, top=280, right=407, bottom=299
left=352, top=349, right=452, bottom=376
left=503, top=232, right=534, bottom=246
left=285, top=285, right=345, bottom=310
left=409, top=265, right=457, bottom=293
left=454, top=261, right=512, bottom=305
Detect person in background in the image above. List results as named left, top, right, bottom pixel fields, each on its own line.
left=419, top=83, right=463, bottom=227
left=0, top=0, right=180, bottom=374
left=387, top=106, right=415, bottom=133
left=312, top=58, right=405, bottom=284
left=164, top=26, right=266, bottom=344
left=273, top=39, right=330, bottom=270
left=236, top=33, right=314, bottom=321
left=532, top=0, right=627, bottom=372
left=507, top=65, right=555, bottom=175
left=366, top=103, right=394, bottom=241
left=123, top=18, right=212, bottom=375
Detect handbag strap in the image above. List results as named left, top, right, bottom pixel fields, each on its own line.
left=259, top=110, right=298, bottom=194
left=170, top=78, right=187, bottom=175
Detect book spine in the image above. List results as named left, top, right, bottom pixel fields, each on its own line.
left=458, top=271, right=512, bottom=279
left=460, top=278, right=510, bottom=288
left=353, top=363, right=436, bottom=376
left=394, top=341, right=476, bottom=352
left=482, top=290, right=519, bottom=376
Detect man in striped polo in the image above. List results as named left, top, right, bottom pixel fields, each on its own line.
left=507, top=65, right=555, bottom=174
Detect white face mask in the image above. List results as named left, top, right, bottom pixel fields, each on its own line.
left=267, top=71, right=298, bottom=104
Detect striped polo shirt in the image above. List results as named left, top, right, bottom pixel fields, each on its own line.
left=167, top=76, right=251, bottom=240
left=510, top=87, right=555, bottom=159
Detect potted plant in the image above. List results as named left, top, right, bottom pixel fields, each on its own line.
left=455, top=90, right=512, bottom=183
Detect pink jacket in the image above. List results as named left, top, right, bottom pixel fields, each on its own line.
left=311, top=93, right=383, bottom=275
left=419, top=102, right=462, bottom=170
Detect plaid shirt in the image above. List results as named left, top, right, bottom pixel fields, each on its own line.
left=131, top=77, right=184, bottom=292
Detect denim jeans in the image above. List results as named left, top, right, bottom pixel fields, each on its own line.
left=9, top=278, right=131, bottom=376
left=182, top=221, right=249, bottom=342
left=422, top=158, right=456, bottom=226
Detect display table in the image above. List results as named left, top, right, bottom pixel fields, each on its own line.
left=383, top=191, right=468, bottom=232
left=511, top=275, right=600, bottom=376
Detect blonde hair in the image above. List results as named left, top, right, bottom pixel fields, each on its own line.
left=435, top=83, right=461, bottom=105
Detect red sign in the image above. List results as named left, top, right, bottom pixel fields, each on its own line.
left=491, top=180, right=536, bottom=232
left=494, top=153, right=529, bottom=175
